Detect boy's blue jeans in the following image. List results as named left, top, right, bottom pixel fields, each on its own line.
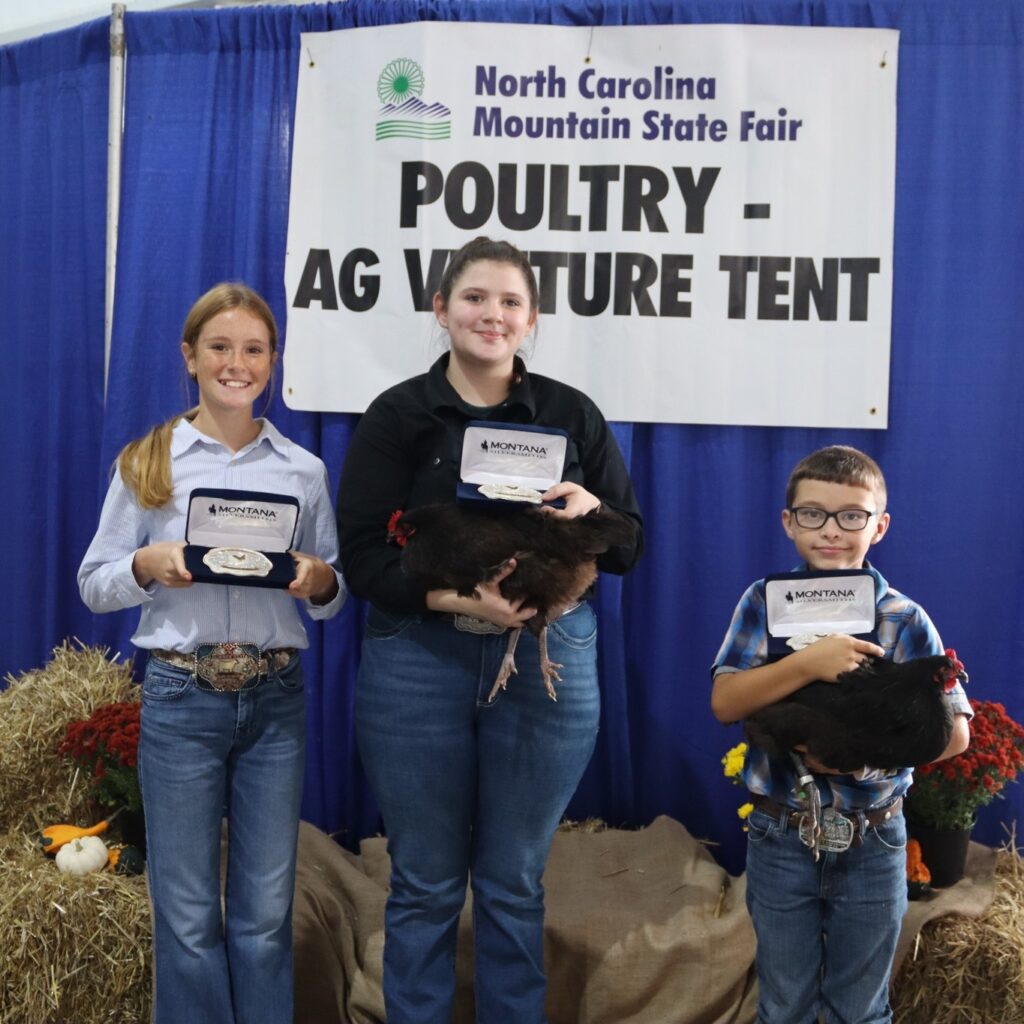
left=745, top=803, right=908, bottom=1024
left=139, top=653, right=306, bottom=1024
left=355, top=603, right=601, bottom=1024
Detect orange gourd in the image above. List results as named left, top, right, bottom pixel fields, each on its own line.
left=906, top=838, right=932, bottom=884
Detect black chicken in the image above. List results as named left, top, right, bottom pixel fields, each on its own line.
left=743, top=651, right=965, bottom=772
left=388, top=503, right=634, bottom=701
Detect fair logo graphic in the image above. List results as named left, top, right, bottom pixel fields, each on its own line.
left=376, top=58, right=451, bottom=141
left=480, top=439, right=489, bottom=452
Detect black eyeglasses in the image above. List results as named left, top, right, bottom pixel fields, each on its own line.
left=788, top=507, right=878, bottom=532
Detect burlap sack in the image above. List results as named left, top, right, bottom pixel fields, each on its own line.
left=293, top=816, right=758, bottom=1024
left=292, top=820, right=998, bottom=1024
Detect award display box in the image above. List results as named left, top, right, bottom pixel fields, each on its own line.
left=184, top=489, right=299, bottom=589
left=457, top=421, right=568, bottom=509
left=764, top=569, right=878, bottom=660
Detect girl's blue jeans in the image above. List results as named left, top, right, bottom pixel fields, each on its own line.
left=139, top=653, right=305, bottom=1024
left=745, top=803, right=908, bottom=1024
left=355, top=603, right=601, bottom=1024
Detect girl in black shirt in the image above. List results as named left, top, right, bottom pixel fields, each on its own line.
left=337, top=237, right=642, bottom=1023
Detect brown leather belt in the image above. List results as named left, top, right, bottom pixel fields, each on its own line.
left=151, top=643, right=297, bottom=692
left=754, top=795, right=903, bottom=836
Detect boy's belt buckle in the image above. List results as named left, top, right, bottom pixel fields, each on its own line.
left=195, top=642, right=260, bottom=692
left=799, top=806, right=855, bottom=854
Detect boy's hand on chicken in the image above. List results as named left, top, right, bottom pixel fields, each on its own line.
left=795, top=634, right=885, bottom=682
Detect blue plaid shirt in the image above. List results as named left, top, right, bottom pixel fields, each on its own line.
left=712, top=563, right=972, bottom=811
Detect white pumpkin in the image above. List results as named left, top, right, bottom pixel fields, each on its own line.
left=55, top=834, right=109, bottom=876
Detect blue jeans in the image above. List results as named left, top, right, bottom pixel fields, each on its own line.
left=355, top=604, right=601, bottom=1024
left=139, top=653, right=306, bottom=1024
left=745, top=804, right=909, bottom=1024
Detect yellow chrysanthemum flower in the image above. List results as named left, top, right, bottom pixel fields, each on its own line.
left=721, top=741, right=748, bottom=780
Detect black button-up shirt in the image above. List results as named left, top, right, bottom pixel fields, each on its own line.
left=337, top=353, right=644, bottom=614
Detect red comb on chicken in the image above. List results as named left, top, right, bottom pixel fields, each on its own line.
left=938, top=648, right=967, bottom=692
left=389, top=503, right=633, bottom=701
left=387, top=509, right=413, bottom=547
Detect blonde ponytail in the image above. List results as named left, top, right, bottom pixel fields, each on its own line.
left=118, top=408, right=199, bottom=509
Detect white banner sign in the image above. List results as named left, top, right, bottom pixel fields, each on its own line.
left=284, top=22, right=897, bottom=426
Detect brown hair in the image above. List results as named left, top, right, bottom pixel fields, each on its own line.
left=437, top=236, right=539, bottom=312
left=785, top=445, right=888, bottom=511
left=118, top=283, right=278, bottom=509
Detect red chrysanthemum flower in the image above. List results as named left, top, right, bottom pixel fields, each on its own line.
left=906, top=698, right=1024, bottom=831
left=56, top=700, right=142, bottom=813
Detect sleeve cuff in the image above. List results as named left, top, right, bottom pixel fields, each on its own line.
left=304, top=568, right=347, bottom=619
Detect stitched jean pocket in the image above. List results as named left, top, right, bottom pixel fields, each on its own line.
left=273, top=654, right=305, bottom=692
left=547, top=602, right=598, bottom=651
left=142, top=658, right=194, bottom=702
left=869, top=816, right=907, bottom=851
left=365, top=607, right=420, bottom=640
left=746, top=809, right=779, bottom=844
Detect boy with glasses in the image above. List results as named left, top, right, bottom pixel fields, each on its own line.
left=710, top=445, right=971, bottom=1024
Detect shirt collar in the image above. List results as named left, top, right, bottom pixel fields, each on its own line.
left=171, top=416, right=291, bottom=460
left=423, top=353, right=536, bottom=417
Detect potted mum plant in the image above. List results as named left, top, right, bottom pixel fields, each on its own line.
left=57, top=700, right=144, bottom=849
left=905, top=698, right=1024, bottom=885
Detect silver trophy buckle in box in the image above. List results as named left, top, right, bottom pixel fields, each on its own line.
left=457, top=421, right=569, bottom=508
left=184, top=489, right=299, bottom=589
left=764, top=569, right=877, bottom=659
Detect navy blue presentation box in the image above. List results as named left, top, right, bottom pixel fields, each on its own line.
left=184, top=488, right=298, bottom=590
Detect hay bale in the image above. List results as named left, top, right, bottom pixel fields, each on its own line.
left=893, top=842, right=1024, bottom=1024
left=0, top=827, right=151, bottom=1023
left=0, top=642, right=136, bottom=834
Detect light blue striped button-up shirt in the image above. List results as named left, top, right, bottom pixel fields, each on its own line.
left=79, top=418, right=345, bottom=651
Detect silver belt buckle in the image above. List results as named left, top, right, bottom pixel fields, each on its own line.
left=453, top=614, right=507, bottom=635
left=799, top=806, right=855, bottom=854
left=195, top=642, right=260, bottom=692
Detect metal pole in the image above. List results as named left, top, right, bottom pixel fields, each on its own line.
left=104, top=3, right=126, bottom=399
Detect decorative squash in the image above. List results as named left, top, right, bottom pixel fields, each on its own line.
left=906, top=838, right=934, bottom=900
left=39, top=820, right=110, bottom=854
left=107, top=844, right=146, bottom=876
left=55, top=834, right=109, bottom=876
left=906, top=838, right=931, bottom=883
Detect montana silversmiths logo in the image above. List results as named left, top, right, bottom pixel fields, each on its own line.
left=376, top=58, right=451, bottom=141
left=786, top=587, right=857, bottom=604
left=207, top=503, right=278, bottom=520
left=482, top=439, right=549, bottom=457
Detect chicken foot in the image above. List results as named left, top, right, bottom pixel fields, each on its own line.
left=486, top=625, right=563, bottom=703
left=537, top=626, right=563, bottom=702
left=488, top=627, right=523, bottom=702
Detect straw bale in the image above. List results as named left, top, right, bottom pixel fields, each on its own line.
left=0, top=827, right=151, bottom=1024
left=0, top=642, right=136, bottom=834
left=893, top=841, right=1024, bottom=1024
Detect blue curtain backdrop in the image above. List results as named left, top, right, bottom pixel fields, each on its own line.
left=3, top=0, right=1021, bottom=874
left=0, top=20, right=110, bottom=680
